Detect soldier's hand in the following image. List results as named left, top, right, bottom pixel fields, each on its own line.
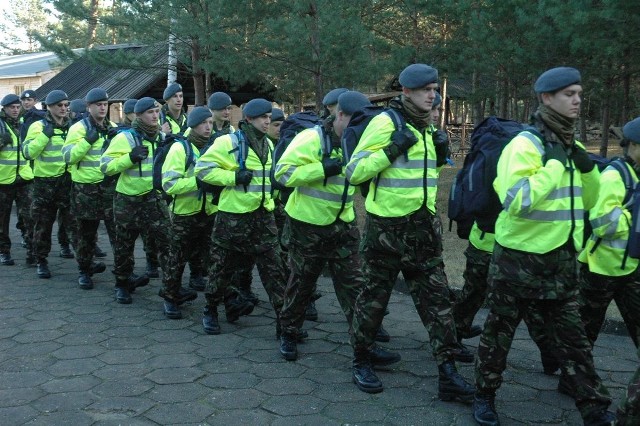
left=42, top=121, right=55, bottom=138
left=161, top=122, right=172, bottom=134
left=321, top=157, right=342, bottom=177
left=546, top=143, right=567, bottom=166
left=0, top=132, right=12, bottom=148
left=235, top=169, right=253, bottom=186
left=384, top=128, right=418, bottom=161
left=433, top=129, right=450, bottom=167
left=85, top=127, right=99, bottom=144
left=128, top=145, right=149, bottom=163
left=571, top=146, right=595, bottom=173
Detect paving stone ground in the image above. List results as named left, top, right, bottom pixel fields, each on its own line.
left=0, top=216, right=636, bottom=425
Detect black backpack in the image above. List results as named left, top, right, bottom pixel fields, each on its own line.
left=101, top=126, right=141, bottom=184
left=152, top=134, right=195, bottom=196
left=447, top=116, right=543, bottom=239
left=341, top=106, right=406, bottom=197
left=19, top=108, right=45, bottom=142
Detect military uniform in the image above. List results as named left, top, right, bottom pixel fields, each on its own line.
left=62, top=115, right=116, bottom=285
left=160, top=107, right=188, bottom=135
left=22, top=113, right=75, bottom=272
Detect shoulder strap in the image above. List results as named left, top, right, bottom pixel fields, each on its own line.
left=384, top=109, right=406, bottom=131
left=315, top=125, right=332, bottom=158
left=609, top=159, right=635, bottom=207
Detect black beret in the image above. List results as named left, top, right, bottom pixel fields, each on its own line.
left=243, top=98, right=272, bottom=118
left=85, top=88, right=108, bottom=104
left=163, top=83, right=183, bottom=100
left=623, top=117, right=640, bottom=145
left=337, top=91, right=371, bottom=115
left=534, top=67, right=581, bottom=94
left=69, top=99, right=87, bottom=114
left=1, top=94, right=21, bottom=107
left=187, top=106, right=213, bottom=128
left=399, top=64, right=438, bottom=89
left=20, top=89, right=36, bottom=100
left=134, top=97, right=160, bottom=113
left=44, top=90, right=69, bottom=106
left=123, top=99, right=138, bottom=114
left=271, top=108, right=285, bottom=122
left=208, top=92, right=232, bottom=110
left=322, top=88, right=348, bottom=107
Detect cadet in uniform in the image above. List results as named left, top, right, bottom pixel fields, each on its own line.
left=346, top=64, right=474, bottom=401
left=62, top=88, right=116, bottom=289
left=0, top=94, right=34, bottom=266
left=472, top=67, right=614, bottom=426
left=23, top=90, right=76, bottom=279
left=159, top=107, right=216, bottom=319
left=195, top=98, right=286, bottom=335
left=160, top=83, right=187, bottom=135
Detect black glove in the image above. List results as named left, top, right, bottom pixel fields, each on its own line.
left=545, top=143, right=567, bottom=166
left=128, top=145, right=149, bottom=163
left=322, top=157, right=342, bottom=177
left=85, top=127, right=99, bottom=144
left=571, top=146, right=595, bottom=173
left=433, top=129, right=450, bottom=167
left=235, top=169, right=253, bottom=186
left=42, top=121, right=54, bottom=139
left=0, top=132, right=12, bottom=149
left=384, top=128, right=418, bottom=161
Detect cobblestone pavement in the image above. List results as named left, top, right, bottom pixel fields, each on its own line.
left=0, top=217, right=636, bottom=425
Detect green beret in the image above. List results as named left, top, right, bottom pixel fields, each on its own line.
left=134, top=97, right=159, bottom=113
left=187, top=106, right=213, bottom=128
left=44, top=90, right=69, bottom=106
left=322, top=88, right=348, bottom=107
left=534, top=67, right=581, bottom=94
left=337, top=91, right=371, bottom=115
left=208, top=92, right=232, bottom=110
left=85, top=88, right=108, bottom=104
left=243, top=98, right=272, bottom=118
left=1, top=94, right=21, bottom=107
left=399, top=64, right=438, bottom=89
left=163, top=83, right=183, bottom=100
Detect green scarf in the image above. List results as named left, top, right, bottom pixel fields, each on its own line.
left=400, top=95, right=431, bottom=131
left=132, top=118, right=160, bottom=140
left=45, top=111, right=70, bottom=130
left=187, top=131, right=208, bottom=151
left=239, top=121, right=268, bottom=165
left=0, top=110, right=19, bottom=134
left=536, top=105, right=576, bottom=145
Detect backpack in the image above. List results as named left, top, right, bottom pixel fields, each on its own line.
left=19, top=108, right=45, bottom=142
left=340, top=106, right=406, bottom=197
left=447, top=116, right=543, bottom=239
left=101, top=125, right=140, bottom=184
left=152, top=134, right=195, bottom=196
left=270, top=111, right=326, bottom=203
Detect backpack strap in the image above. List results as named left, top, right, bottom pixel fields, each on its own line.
left=609, top=159, right=635, bottom=207
left=369, top=109, right=406, bottom=201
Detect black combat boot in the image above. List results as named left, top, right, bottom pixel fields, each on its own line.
left=145, top=262, right=159, bottom=278
left=115, top=281, right=132, bottom=304
left=438, top=361, right=475, bottom=402
left=0, top=252, right=15, bottom=265
left=541, top=352, right=560, bottom=375
left=188, top=274, right=206, bottom=291
left=375, top=325, right=391, bottom=342
left=460, top=324, right=483, bottom=339
left=369, top=345, right=401, bottom=367
left=352, top=350, right=383, bottom=394
left=59, top=244, right=74, bottom=259
left=582, top=409, right=616, bottom=426
left=176, top=287, right=198, bottom=305
left=89, top=261, right=106, bottom=276
left=202, top=306, right=220, bottom=335
left=224, top=294, right=254, bottom=323
left=94, top=244, right=107, bottom=258
left=305, top=301, right=318, bottom=321
left=452, top=342, right=475, bottom=363
left=163, top=299, right=182, bottom=319
left=78, top=272, right=94, bottom=290
left=37, top=260, right=51, bottom=279
left=473, top=392, right=500, bottom=426
left=279, top=333, right=298, bottom=361
left=127, top=274, right=150, bottom=294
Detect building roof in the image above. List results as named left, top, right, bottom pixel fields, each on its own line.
left=0, top=50, right=82, bottom=78
left=34, top=44, right=171, bottom=102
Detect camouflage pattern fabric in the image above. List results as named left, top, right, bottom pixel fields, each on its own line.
left=71, top=182, right=116, bottom=272
left=141, top=230, right=160, bottom=269
left=0, top=182, right=33, bottom=256
left=280, top=217, right=365, bottom=336
left=476, top=243, right=611, bottom=418
left=160, top=211, right=215, bottom=301
left=205, top=209, right=286, bottom=313
left=112, top=191, right=171, bottom=285
left=31, top=174, right=76, bottom=262
left=351, top=207, right=459, bottom=364
left=617, top=346, right=640, bottom=425
left=579, top=264, right=640, bottom=349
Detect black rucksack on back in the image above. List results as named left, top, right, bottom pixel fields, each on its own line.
left=341, top=106, right=406, bottom=197
left=447, top=116, right=543, bottom=239
left=152, top=134, right=195, bottom=197
left=101, top=126, right=141, bottom=184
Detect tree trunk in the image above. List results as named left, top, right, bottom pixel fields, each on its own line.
left=600, top=99, right=610, bottom=157
left=87, top=0, right=99, bottom=48
left=191, top=39, right=205, bottom=106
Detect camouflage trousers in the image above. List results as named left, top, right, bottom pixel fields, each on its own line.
left=617, top=346, right=640, bottom=425
left=31, top=174, right=76, bottom=262
left=112, top=192, right=171, bottom=285
left=71, top=182, right=116, bottom=272
left=351, top=207, right=458, bottom=364
left=476, top=243, right=611, bottom=418
left=280, top=217, right=365, bottom=336
left=205, top=209, right=287, bottom=314
left=452, top=243, right=559, bottom=361
left=160, top=211, right=215, bottom=301
left=0, top=181, right=33, bottom=256
left=579, top=264, right=640, bottom=349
